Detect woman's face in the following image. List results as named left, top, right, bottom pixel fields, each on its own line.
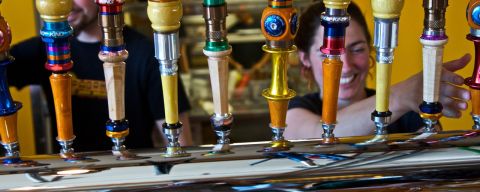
left=301, top=19, right=370, bottom=101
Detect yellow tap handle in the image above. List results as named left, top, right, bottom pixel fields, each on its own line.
left=162, top=75, right=179, bottom=124
left=371, top=0, right=404, bottom=113
left=147, top=0, right=182, bottom=33
left=375, top=62, right=392, bottom=112
left=36, top=0, right=72, bottom=22
left=262, top=47, right=296, bottom=129
left=324, top=0, right=351, bottom=9
left=371, top=0, right=405, bottom=19
left=147, top=0, right=182, bottom=125
left=268, top=50, right=291, bottom=97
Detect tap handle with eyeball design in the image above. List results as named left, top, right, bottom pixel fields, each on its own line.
left=259, top=0, right=298, bottom=152
left=466, top=0, right=480, bottom=130
left=0, top=5, right=26, bottom=165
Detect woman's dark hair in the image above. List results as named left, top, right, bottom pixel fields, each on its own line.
left=295, top=2, right=371, bottom=53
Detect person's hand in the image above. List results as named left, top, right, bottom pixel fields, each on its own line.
left=438, top=54, right=471, bottom=118
left=391, top=54, right=471, bottom=118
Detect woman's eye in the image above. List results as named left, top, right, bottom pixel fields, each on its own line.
left=350, top=48, right=365, bottom=54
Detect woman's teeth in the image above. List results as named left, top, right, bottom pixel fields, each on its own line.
left=340, top=75, right=355, bottom=85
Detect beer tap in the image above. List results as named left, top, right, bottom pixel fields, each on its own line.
left=203, top=0, right=233, bottom=155
left=260, top=0, right=298, bottom=152
left=417, top=0, right=448, bottom=138
left=358, top=0, right=404, bottom=145
left=466, top=0, right=480, bottom=131
left=319, top=0, right=351, bottom=144
left=95, top=0, right=144, bottom=160
left=0, top=1, right=37, bottom=166
left=147, top=0, right=190, bottom=157
left=36, top=0, right=88, bottom=162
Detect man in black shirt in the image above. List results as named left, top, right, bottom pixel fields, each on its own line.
left=8, top=0, right=192, bottom=152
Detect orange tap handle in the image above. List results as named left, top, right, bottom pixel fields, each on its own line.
left=268, top=100, right=288, bottom=128
left=472, top=89, right=480, bottom=115
left=322, top=58, right=342, bottom=124
left=50, top=73, right=74, bottom=141
left=0, top=113, right=18, bottom=144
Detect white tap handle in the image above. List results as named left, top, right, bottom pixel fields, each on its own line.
left=204, top=48, right=232, bottom=116
left=421, top=38, right=448, bottom=103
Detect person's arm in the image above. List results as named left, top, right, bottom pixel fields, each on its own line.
left=390, top=54, right=472, bottom=119
left=285, top=94, right=379, bottom=139
left=155, top=112, right=192, bottom=146
left=285, top=54, right=471, bottom=140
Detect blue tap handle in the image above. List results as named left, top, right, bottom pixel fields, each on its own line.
left=0, top=57, right=21, bottom=116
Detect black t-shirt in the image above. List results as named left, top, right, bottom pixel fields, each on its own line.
left=8, top=27, right=191, bottom=152
left=288, top=89, right=423, bottom=133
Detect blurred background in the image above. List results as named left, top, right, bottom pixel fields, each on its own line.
left=2, top=0, right=474, bottom=155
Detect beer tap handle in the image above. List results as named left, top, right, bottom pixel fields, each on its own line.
left=319, top=0, right=351, bottom=144
left=418, top=0, right=448, bottom=134
left=260, top=0, right=297, bottom=152
left=36, top=0, right=79, bottom=160
left=203, top=0, right=234, bottom=154
left=147, top=0, right=190, bottom=158
left=356, top=0, right=403, bottom=145
left=0, top=7, right=26, bottom=165
left=466, top=0, right=480, bottom=130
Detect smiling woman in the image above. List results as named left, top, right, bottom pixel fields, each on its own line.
left=304, top=20, right=370, bottom=103
left=284, top=1, right=472, bottom=140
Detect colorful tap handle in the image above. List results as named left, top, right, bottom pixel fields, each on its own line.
left=95, top=0, right=140, bottom=160
left=0, top=6, right=23, bottom=164
left=36, top=0, right=74, bottom=72
left=96, top=0, right=128, bottom=141
left=260, top=0, right=297, bottom=152
left=319, top=0, right=351, bottom=144
left=147, top=0, right=189, bottom=158
left=36, top=0, right=79, bottom=159
left=466, top=0, right=480, bottom=130
left=261, top=0, right=297, bottom=48
left=203, top=0, right=233, bottom=154
left=419, top=0, right=448, bottom=133
left=362, top=0, right=403, bottom=144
